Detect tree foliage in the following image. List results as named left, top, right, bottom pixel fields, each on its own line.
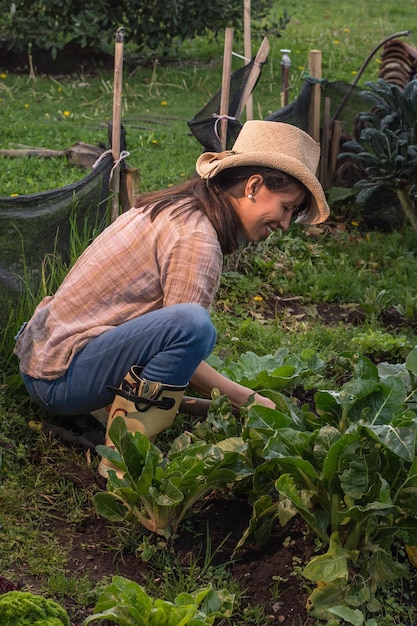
left=0, top=0, right=285, bottom=59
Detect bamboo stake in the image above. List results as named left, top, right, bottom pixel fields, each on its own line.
left=308, top=50, right=322, bottom=143
left=110, top=27, right=125, bottom=222
left=219, top=27, right=234, bottom=151
left=243, top=0, right=253, bottom=120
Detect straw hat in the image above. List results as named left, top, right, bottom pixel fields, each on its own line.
left=195, top=120, right=330, bottom=225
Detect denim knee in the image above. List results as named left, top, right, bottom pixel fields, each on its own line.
left=178, top=303, right=217, bottom=359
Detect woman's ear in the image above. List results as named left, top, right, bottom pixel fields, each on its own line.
left=244, top=174, right=263, bottom=199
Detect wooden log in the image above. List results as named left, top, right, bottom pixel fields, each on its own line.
left=0, top=148, right=65, bottom=158
left=119, top=167, right=140, bottom=212
left=0, top=142, right=105, bottom=170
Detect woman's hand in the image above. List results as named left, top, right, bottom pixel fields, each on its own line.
left=251, top=392, right=276, bottom=409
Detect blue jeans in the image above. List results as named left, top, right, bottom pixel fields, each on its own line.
left=21, top=303, right=216, bottom=415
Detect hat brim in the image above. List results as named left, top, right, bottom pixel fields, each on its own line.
left=196, top=150, right=330, bottom=225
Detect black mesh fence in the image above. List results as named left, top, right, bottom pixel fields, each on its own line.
left=0, top=152, right=113, bottom=298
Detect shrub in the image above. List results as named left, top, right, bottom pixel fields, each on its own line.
left=0, top=0, right=282, bottom=60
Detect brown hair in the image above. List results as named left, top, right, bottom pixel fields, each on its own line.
left=134, top=166, right=309, bottom=254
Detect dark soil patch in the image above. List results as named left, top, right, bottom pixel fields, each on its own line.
left=2, top=451, right=316, bottom=625
left=271, top=294, right=367, bottom=326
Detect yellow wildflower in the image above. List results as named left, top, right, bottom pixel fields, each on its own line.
left=351, top=220, right=359, bottom=227
left=24, top=103, right=29, bottom=109
left=160, top=101, right=168, bottom=106
left=333, top=40, right=340, bottom=45
left=0, top=73, right=6, bottom=79
left=253, top=295, right=263, bottom=302
left=63, top=111, right=71, bottom=117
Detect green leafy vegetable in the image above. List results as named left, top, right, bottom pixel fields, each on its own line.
left=0, top=590, right=70, bottom=626
left=241, top=348, right=417, bottom=612
left=82, top=575, right=234, bottom=625
left=94, top=416, right=252, bottom=537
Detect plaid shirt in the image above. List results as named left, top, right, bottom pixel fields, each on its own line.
left=14, top=204, right=223, bottom=379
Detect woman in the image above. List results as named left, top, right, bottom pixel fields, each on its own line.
left=14, top=121, right=330, bottom=477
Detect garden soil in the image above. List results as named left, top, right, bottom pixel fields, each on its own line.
left=2, top=455, right=317, bottom=626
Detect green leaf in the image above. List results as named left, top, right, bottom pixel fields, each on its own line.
left=322, top=431, right=358, bottom=484
left=275, top=474, right=329, bottom=542
left=303, top=532, right=350, bottom=583
left=314, top=390, right=342, bottom=425
left=327, top=605, right=365, bottom=625
left=236, top=494, right=277, bottom=550
left=406, top=346, right=417, bottom=377
left=92, top=492, right=128, bottom=522
left=362, top=421, right=417, bottom=461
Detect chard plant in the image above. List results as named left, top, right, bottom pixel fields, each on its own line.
left=94, top=346, right=417, bottom=619
left=208, top=347, right=325, bottom=393
left=94, top=416, right=252, bottom=538
left=241, top=347, right=417, bottom=618
left=94, top=348, right=324, bottom=538
left=83, top=575, right=234, bottom=625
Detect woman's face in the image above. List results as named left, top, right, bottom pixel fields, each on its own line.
left=234, top=175, right=306, bottom=242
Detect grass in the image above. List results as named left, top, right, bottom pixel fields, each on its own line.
left=1, top=1, right=415, bottom=196
left=1, top=1, right=417, bottom=624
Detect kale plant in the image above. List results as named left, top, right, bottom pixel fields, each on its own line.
left=340, top=79, right=417, bottom=233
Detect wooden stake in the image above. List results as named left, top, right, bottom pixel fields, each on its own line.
left=235, top=36, right=270, bottom=120
left=308, top=50, right=322, bottom=143
left=319, top=96, right=331, bottom=188
left=219, top=27, right=234, bottom=151
left=110, top=27, right=125, bottom=222
left=243, top=0, right=253, bottom=120
left=328, top=119, right=342, bottom=187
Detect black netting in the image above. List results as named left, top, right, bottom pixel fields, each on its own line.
left=188, top=58, right=265, bottom=152
left=0, top=152, right=113, bottom=297
left=188, top=73, right=375, bottom=193
left=266, top=78, right=366, bottom=141
left=189, top=72, right=369, bottom=160
left=265, top=79, right=314, bottom=131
